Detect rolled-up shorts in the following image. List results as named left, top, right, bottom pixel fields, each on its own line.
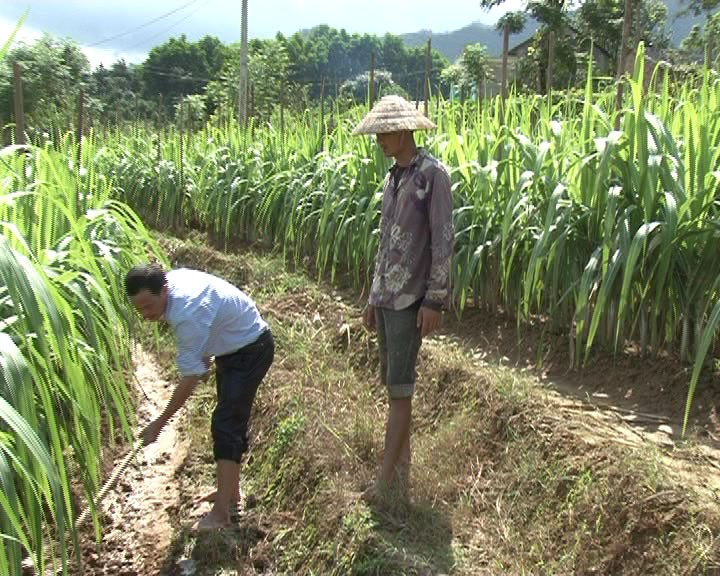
left=374, top=300, right=423, bottom=399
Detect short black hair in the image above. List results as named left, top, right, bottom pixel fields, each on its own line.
left=124, top=264, right=167, bottom=297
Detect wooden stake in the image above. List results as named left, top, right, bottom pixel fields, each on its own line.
left=12, top=63, right=25, bottom=145
left=76, top=88, right=85, bottom=168
left=546, top=31, right=556, bottom=94
left=369, top=51, right=375, bottom=109
left=424, top=37, right=431, bottom=117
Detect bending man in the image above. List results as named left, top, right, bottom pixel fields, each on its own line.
left=125, top=264, right=274, bottom=530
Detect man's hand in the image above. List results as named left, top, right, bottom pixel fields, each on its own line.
left=362, top=304, right=376, bottom=331
left=141, top=375, right=200, bottom=448
left=140, top=419, right=164, bottom=446
left=417, top=306, right=441, bottom=338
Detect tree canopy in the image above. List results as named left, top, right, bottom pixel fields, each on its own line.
left=2, top=8, right=715, bottom=136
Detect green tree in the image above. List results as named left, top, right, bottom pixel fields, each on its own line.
left=577, top=0, right=669, bottom=69
left=441, top=62, right=475, bottom=101
left=496, top=11, right=527, bottom=97
left=206, top=38, right=297, bottom=121
left=680, top=0, right=719, bottom=16
left=175, top=93, right=207, bottom=130
left=87, top=60, right=147, bottom=125
left=459, top=43, right=492, bottom=101
left=277, top=26, right=447, bottom=100
left=383, top=34, right=408, bottom=83
left=679, top=11, right=720, bottom=64
left=402, top=44, right=448, bottom=101
left=142, top=34, right=227, bottom=113
left=0, top=34, right=89, bottom=133
left=481, top=0, right=573, bottom=91
left=339, top=69, right=408, bottom=103
left=197, top=35, right=227, bottom=78
left=326, top=28, right=353, bottom=84
left=188, top=25, right=450, bottom=119
left=248, top=39, right=294, bottom=119
left=497, top=10, right=528, bottom=34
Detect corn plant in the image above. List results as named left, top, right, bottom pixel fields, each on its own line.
left=0, top=130, right=164, bottom=573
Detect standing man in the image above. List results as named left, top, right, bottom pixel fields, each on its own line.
left=125, top=264, right=274, bottom=530
left=353, top=95, right=454, bottom=499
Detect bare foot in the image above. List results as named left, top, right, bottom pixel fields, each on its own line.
left=190, top=508, right=230, bottom=532
left=360, top=480, right=408, bottom=505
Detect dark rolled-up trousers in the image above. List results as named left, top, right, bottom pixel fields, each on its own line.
left=212, top=330, right=274, bottom=462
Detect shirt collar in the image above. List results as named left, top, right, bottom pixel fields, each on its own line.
left=388, top=148, right=425, bottom=174
left=163, top=277, right=176, bottom=320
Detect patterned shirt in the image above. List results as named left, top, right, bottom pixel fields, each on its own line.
left=165, top=269, right=268, bottom=376
left=369, top=149, right=454, bottom=311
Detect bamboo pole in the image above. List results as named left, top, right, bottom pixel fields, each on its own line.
left=238, top=0, right=249, bottom=125
left=76, top=88, right=85, bottom=168
left=320, top=76, right=325, bottom=146
left=501, top=22, right=510, bottom=101
left=546, top=31, right=556, bottom=94
left=424, top=37, right=431, bottom=117
left=615, top=0, right=634, bottom=127
left=280, top=81, right=286, bottom=154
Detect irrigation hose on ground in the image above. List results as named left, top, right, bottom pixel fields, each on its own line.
left=21, top=440, right=145, bottom=575
left=74, top=441, right=145, bottom=529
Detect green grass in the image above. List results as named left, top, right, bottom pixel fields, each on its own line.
left=3, top=42, right=719, bottom=574
left=157, top=231, right=720, bottom=576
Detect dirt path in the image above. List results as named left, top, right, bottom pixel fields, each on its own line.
left=545, top=389, right=720, bottom=499
left=74, top=345, right=189, bottom=576
left=442, top=308, right=720, bottom=444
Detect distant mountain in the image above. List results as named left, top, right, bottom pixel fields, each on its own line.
left=401, top=0, right=709, bottom=62
left=666, top=0, right=710, bottom=45
left=401, top=21, right=538, bottom=61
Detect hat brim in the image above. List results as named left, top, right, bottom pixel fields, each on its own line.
left=352, top=96, right=436, bottom=135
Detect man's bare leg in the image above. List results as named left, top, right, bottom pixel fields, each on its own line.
left=397, top=427, right=411, bottom=497
left=194, top=460, right=239, bottom=529
left=193, top=484, right=241, bottom=505
left=379, top=398, right=412, bottom=487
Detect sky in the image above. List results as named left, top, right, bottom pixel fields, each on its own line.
left=1, top=0, right=525, bottom=68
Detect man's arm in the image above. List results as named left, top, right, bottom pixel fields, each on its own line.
left=364, top=180, right=390, bottom=331
left=424, top=167, right=454, bottom=308
left=141, top=375, right=201, bottom=445
left=418, top=167, right=454, bottom=337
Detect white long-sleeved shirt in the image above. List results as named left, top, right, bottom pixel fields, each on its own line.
left=164, top=269, right=268, bottom=376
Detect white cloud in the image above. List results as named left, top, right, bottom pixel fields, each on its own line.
left=82, top=45, right=147, bottom=68
left=0, top=16, right=41, bottom=45
left=0, top=17, right=146, bottom=67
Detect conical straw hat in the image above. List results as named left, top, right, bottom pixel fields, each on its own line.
left=352, top=95, right=436, bottom=135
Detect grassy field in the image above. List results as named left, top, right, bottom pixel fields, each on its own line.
left=0, top=144, right=165, bottom=573
left=103, top=230, right=719, bottom=576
